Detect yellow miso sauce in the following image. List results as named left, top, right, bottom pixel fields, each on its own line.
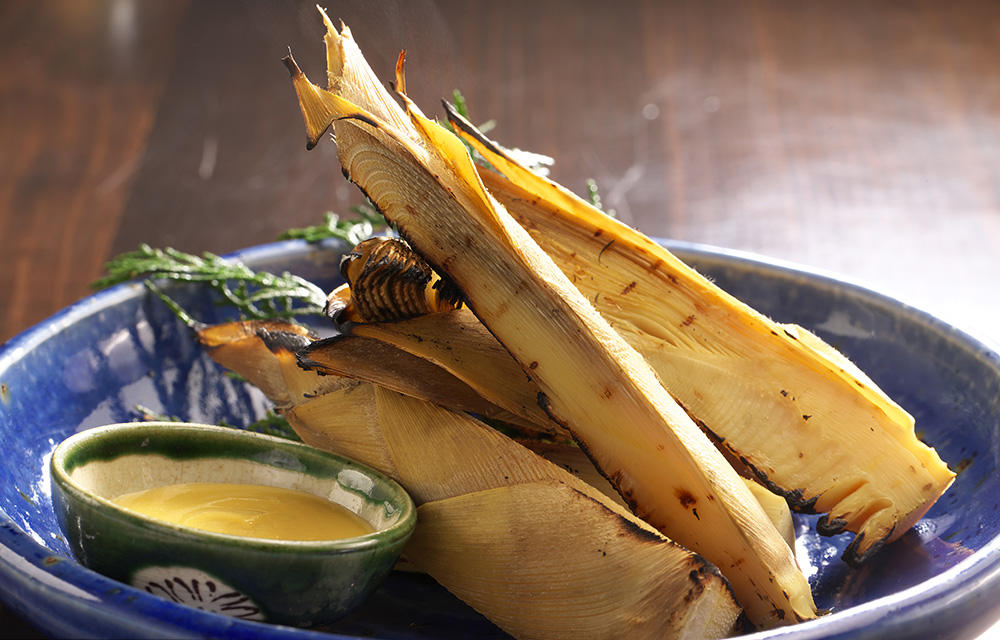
left=111, top=482, right=375, bottom=541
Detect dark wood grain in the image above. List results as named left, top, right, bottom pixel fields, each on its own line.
left=4, top=0, right=998, bottom=347
left=0, top=0, right=190, bottom=340
left=1, top=0, right=999, bottom=636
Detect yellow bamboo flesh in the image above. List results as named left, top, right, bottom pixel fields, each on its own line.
left=742, top=479, right=796, bottom=551
left=285, top=14, right=815, bottom=627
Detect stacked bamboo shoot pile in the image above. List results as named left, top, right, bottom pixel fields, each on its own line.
left=195, top=9, right=956, bottom=638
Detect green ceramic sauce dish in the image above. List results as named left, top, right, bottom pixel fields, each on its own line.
left=50, top=421, right=416, bottom=628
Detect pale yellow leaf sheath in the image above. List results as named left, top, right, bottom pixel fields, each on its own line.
left=298, top=331, right=536, bottom=427
left=285, top=13, right=815, bottom=627
left=333, top=308, right=558, bottom=432
left=304, top=383, right=744, bottom=639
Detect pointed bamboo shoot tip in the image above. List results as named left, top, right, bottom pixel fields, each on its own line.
left=443, top=100, right=503, bottom=157
left=282, top=52, right=302, bottom=80
left=317, top=4, right=336, bottom=34
left=395, top=50, right=407, bottom=95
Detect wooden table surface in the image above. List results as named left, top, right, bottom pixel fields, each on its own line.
left=1, top=0, right=998, bottom=637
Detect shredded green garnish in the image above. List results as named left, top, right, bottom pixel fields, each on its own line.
left=93, top=205, right=388, bottom=326
left=277, top=204, right=385, bottom=244
left=92, top=245, right=329, bottom=324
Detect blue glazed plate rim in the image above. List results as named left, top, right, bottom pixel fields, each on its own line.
left=0, top=238, right=998, bottom=639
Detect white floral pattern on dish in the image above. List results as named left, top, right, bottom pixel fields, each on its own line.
left=132, top=566, right=264, bottom=621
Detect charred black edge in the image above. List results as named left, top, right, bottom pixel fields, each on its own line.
left=562, top=483, right=662, bottom=545
left=295, top=334, right=348, bottom=374
left=747, top=466, right=819, bottom=514
left=281, top=51, right=301, bottom=80
left=536, top=390, right=642, bottom=514
left=841, top=525, right=893, bottom=568
left=685, top=400, right=895, bottom=568
left=283, top=52, right=383, bottom=150
left=560, top=454, right=744, bottom=616
left=432, top=271, right=466, bottom=308
left=258, top=329, right=314, bottom=355
left=324, top=296, right=349, bottom=325
left=334, top=113, right=381, bottom=134
left=281, top=52, right=327, bottom=151
left=815, top=514, right=848, bottom=536
left=597, top=239, right=615, bottom=265
left=371, top=238, right=435, bottom=286
left=686, top=559, right=742, bottom=615
left=330, top=237, right=383, bottom=323
left=442, top=100, right=511, bottom=164
left=190, top=321, right=316, bottom=350
left=733, top=612, right=754, bottom=635
left=339, top=244, right=366, bottom=279
left=349, top=181, right=468, bottom=312
left=565, top=483, right=742, bottom=609
left=680, top=401, right=822, bottom=513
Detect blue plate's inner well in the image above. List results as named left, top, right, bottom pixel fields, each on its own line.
left=1, top=239, right=999, bottom=639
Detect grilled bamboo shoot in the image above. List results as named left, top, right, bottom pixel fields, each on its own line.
left=284, top=13, right=815, bottom=627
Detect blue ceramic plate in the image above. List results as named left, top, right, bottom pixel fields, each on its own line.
left=1, top=238, right=999, bottom=639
